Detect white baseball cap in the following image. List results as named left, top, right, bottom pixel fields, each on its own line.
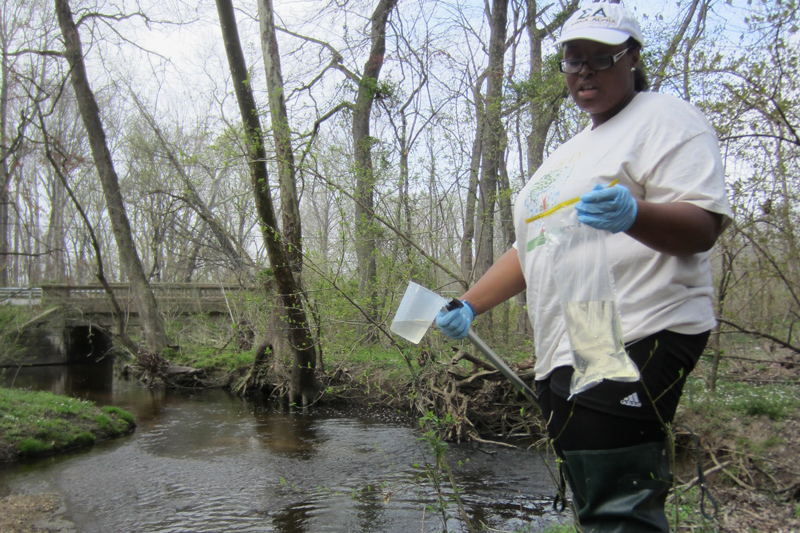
left=555, top=2, right=644, bottom=48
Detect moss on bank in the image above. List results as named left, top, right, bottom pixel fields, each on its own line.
left=0, top=387, right=136, bottom=463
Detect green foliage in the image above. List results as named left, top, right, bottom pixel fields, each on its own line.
left=18, top=437, right=51, bottom=455
left=0, top=387, right=135, bottom=460
left=415, top=411, right=453, bottom=527
left=413, top=411, right=477, bottom=531
left=0, top=306, right=35, bottom=364
left=93, top=413, right=114, bottom=430
left=683, top=378, right=799, bottom=421
left=75, top=431, right=97, bottom=445
left=170, top=344, right=255, bottom=372
left=725, top=385, right=794, bottom=420
left=102, top=405, right=136, bottom=425
left=336, top=346, right=412, bottom=379
left=257, top=268, right=274, bottom=284
left=507, top=54, right=564, bottom=105
left=666, top=486, right=718, bottom=533
left=358, top=76, right=395, bottom=100
left=161, top=346, right=180, bottom=360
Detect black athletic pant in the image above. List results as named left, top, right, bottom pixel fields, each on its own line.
left=535, top=330, right=710, bottom=454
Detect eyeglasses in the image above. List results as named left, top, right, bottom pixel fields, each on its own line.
left=559, top=47, right=631, bottom=74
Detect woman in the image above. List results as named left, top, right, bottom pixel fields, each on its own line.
left=436, top=3, right=732, bottom=532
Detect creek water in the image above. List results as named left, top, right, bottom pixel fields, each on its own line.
left=1, top=360, right=569, bottom=532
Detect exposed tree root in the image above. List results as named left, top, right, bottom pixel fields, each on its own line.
left=132, top=350, right=210, bottom=388
left=415, top=347, right=544, bottom=444
left=316, top=346, right=546, bottom=446
left=234, top=340, right=276, bottom=395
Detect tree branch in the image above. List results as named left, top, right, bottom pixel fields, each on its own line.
left=717, top=318, right=800, bottom=354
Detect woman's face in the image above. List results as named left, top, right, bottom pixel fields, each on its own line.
left=562, top=39, right=639, bottom=128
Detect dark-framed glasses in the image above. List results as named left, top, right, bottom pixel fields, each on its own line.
left=559, top=47, right=631, bottom=74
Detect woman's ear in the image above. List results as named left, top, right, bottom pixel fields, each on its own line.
left=630, top=48, right=641, bottom=68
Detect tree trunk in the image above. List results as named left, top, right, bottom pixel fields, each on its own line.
left=475, top=0, right=509, bottom=328
left=0, top=32, right=10, bottom=286
left=216, top=0, right=318, bottom=405
left=44, top=164, right=66, bottom=281
left=40, top=123, right=138, bottom=354
left=54, top=0, right=169, bottom=354
left=397, top=116, right=413, bottom=263
left=258, top=0, right=303, bottom=276
left=651, top=0, right=703, bottom=93
left=352, top=0, right=398, bottom=343
left=519, top=0, right=578, bottom=335
left=498, top=157, right=516, bottom=341
left=524, top=0, right=577, bottom=176
left=709, top=244, right=734, bottom=392
left=461, top=104, right=483, bottom=286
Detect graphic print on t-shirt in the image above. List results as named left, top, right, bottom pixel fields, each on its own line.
left=522, top=158, right=575, bottom=252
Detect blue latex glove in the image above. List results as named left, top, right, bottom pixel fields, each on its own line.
left=575, top=183, right=638, bottom=233
left=436, top=300, right=474, bottom=340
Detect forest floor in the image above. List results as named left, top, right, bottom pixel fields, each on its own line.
left=666, top=350, right=800, bottom=533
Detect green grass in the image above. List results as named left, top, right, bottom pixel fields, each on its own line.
left=17, top=437, right=52, bottom=455
left=666, top=486, right=719, bottom=532
left=0, top=387, right=135, bottom=461
left=683, top=378, right=800, bottom=421
left=102, top=405, right=136, bottom=425
left=166, top=344, right=256, bottom=372
left=334, top=345, right=413, bottom=376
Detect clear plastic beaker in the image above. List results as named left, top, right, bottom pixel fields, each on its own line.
left=390, top=282, right=448, bottom=344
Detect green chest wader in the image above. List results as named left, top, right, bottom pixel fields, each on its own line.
left=561, top=439, right=672, bottom=532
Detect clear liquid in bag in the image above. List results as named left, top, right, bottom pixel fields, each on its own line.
left=562, top=300, right=640, bottom=397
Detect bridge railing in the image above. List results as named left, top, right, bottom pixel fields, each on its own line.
left=37, top=283, right=253, bottom=314
left=0, top=287, right=43, bottom=306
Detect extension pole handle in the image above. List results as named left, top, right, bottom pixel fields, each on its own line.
left=466, top=330, right=537, bottom=403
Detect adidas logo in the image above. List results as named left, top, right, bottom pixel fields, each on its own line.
left=620, top=392, right=642, bottom=408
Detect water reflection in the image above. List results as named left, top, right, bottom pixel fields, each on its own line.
left=253, top=406, right=325, bottom=459
left=0, top=363, right=570, bottom=532
left=3, top=359, right=113, bottom=397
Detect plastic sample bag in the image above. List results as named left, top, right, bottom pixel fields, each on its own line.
left=543, top=205, right=640, bottom=398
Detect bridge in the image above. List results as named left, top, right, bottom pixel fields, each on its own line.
left=1, top=283, right=256, bottom=366
left=2, top=283, right=252, bottom=314
left=36, top=283, right=249, bottom=315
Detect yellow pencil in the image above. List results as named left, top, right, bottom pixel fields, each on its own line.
left=525, top=179, right=619, bottom=223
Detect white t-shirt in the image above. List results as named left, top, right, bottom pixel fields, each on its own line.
left=513, top=91, right=733, bottom=380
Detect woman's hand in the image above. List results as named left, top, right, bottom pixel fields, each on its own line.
left=576, top=183, right=724, bottom=256
left=436, top=301, right=474, bottom=340
left=576, top=184, right=638, bottom=233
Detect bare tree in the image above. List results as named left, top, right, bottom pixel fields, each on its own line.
left=215, top=0, right=318, bottom=405
left=0, top=0, right=50, bottom=285
left=258, top=0, right=302, bottom=276
left=129, top=92, right=252, bottom=277
left=473, top=0, right=509, bottom=328
left=350, top=0, right=398, bottom=343
left=54, top=0, right=169, bottom=353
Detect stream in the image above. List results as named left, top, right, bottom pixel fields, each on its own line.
left=1, top=360, right=570, bottom=532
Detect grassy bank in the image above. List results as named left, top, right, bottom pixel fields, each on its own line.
left=0, top=387, right=136, bottom=463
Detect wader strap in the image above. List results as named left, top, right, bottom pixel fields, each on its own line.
left=676, top=424, right=718, bottom=520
